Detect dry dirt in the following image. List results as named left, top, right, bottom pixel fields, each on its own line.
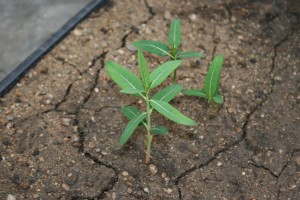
left=0, top=0, right=299, bottom=199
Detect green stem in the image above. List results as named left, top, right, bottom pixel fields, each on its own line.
left=145, top=91, right=152, bottom=164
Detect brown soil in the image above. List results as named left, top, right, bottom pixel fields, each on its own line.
left=0, top=0, right=299, bottom=199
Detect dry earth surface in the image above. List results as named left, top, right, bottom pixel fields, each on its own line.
left=0, top=0, right=299, bottom=199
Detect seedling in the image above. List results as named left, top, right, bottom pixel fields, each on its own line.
left=105, top=50, right=196, bottom=164
left=183, top=55, right=224, bottom=104
left=133, top=19, right=204, bottom=82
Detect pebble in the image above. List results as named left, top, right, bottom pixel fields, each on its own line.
left=7, top=194, right=16, bottom=200
left=62, top=118, right=71, bottom=126
left=164, top=11, right=171, bottom=20
left=118, top=49, right=125, bottom=55
left=127, top=187, right=133, bottom=193
left=217, top=162, right=222, bottom=167
left=161, top=172, right=167, bottom=179
left=199, top=135, right=204, bottom=140
left=33, top=194, right=40, bottom=199
left=90, top=116, right=96, bottom=122
left=94, top=88, right=99, bottom=93
left=112, top=192, right=116, bottom=200
left=6, top=115, right=14, bottom=121
left=274, top=76, right=283, bottom=81
left=101, top=151, right=108, bottom=156
left=149, top=164, right=158, bottom=175
left=74, top=29, right=83, bottom=36
left=88, top=141, right=96, bottom=149
left=95, top=148, right=101, bottom=153
left=295, top=156, right=300, bottom=165
left=143, top=187, right=149, bottom=193
left=122, top=171, right=129, bottom=177
left=93, top=43, right=100, bottom=49
left=62, top=183, right=70, bottom=191
left=189, top=14, right=197, bottom=21
left=126, top=44, right=138, bottom=52
left=163, top=188, right=172, bottom=194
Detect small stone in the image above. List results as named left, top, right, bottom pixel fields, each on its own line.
left=231, top=16, right=237, bottom=22
left=74, top=29, right=82, bottom=36
left=93, top=43, right=100, bottom=49
left=274, top=76, right=283, bottom=81
left=149, top=164, right=158, bottom=175
left=88, top=141, right=96, bottom=149
left=122, top=171, right=129, bottom=177
left=189, top=14, right=197, bottom=21
left=62, top=118, right=71, bottom=126
left=242, top=172, right=246, bottom=175
left=7, top=194, right=16, bottom=200
left=101, top=151, right=108, bottom=156
left=95, top=148, right=101, bottom=153
left=217, top=162, right=222, bottom=167
left=90, top=116, right=96, bottom=122
left=118, top=49, right=125, bottom=55
left=126, top=43, right=138, bottom=52
left=295, top=156, right=300, bottom=165
left=112, top=192, right=116, bottom=200
left=127, top=187, right=133, bottom=193
left=62, top=183, right=70, bottom=191
left=199, top=135, right=204, bottom=140
left=143, top=187, right=149, bottom=193
left=161, top=172, right=167, bottom=179
left=164, top=11, right=171, bottom=20
left=94, top=88, right=99, bottom=93
left=163, top=188, right=172, bottom=194
left=33, top=194, right=39, bottom=199
left=6, top=115, right=14, bottom=121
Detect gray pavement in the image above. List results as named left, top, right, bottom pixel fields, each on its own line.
left=0, top=0, right=90, bottom=82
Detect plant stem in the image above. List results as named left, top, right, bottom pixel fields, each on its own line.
left=145, top=91, right=152, bottom=164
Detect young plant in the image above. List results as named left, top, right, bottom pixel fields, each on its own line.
left=183, top=55, right=224, bottom=104
left=105, top=50, right=196, bottom=164
left=133, top=19, right=204, bottom=82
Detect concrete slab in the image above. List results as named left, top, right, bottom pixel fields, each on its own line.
left=0, top=0, right=90, bottom=81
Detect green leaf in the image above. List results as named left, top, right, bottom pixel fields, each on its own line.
left=122, top=106, right=141, bottom=120
left=105, top=61, right=144, bottom=91
left=120, top=112, right=146, bottom=145
left=178, top=51, right=205, bottom=59
left=150, top=126, right=168, bottom=135
left=150, top=99, right=196, bottom=126
left=149, top=60, right=182, bottom=89
left=133, top=40, right=172, bottom=58
left=138, top=49, right=150, bottom=88
left=120, top=88, right=145, bottom=95
left=213, top=95, right=224, bottom=104
left=168, top=19, right=181, bottom=48
left=183, top=89, right=207, bottom=98
left=204, top=55, right=224, bottom=101
left=152, top=84, right=183, bottom=102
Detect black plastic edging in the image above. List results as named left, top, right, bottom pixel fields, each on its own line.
left=0, top=0, right=109, bottom=97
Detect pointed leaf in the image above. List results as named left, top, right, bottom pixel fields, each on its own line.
left=152, top=84, right=183, bottom=102
left=122, top=106, right=145, bottom=126
left=122, top=106, right=141, bottom=120
left=150, top=100, right=196, bottom=126
left=120, top=112, right=146, bottom=145
left=121, top=88, right=145, bottom=95
left=150, top=126, right=168, bottom=135
left=105, top=61, right=144, bottom=91
left=204, top=55, right=224, bottom=100
left=149, top=60, right=182, bottom=89
left=178, top=51, right=205, bottom=59
left=213, top=95, right=224, bottom=104
left=138, top=49, right=150, bottom=88
left=183, top=89, right=207, bottom=98
left=168, top=19, right=181, bottom=48
left=133, top=40, right=172, bottom=57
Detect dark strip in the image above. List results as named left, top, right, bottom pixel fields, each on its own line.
left=0, top=0, right=109, bottom=97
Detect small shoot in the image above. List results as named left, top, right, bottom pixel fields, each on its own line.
left=133, top=19, right=204, bottom=82
left=105, top=50, right=196, bottom=164
left=183, top=55, right=224, bottom=104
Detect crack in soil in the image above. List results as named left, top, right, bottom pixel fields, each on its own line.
left=175, top=20, right=297, bottom=196
left=143, top=0, right=156, bottom=23
left=50, top=52, right=83, bottom=76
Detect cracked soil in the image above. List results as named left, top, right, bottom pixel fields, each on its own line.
left=0, top=0, right=299, bottom=199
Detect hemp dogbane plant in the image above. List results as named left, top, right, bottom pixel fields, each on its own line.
left=105, top=50, right=196, bottom=164
left=183, top=55, right=224, bottom=104
left=133, top=19, right=205, bottom=82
